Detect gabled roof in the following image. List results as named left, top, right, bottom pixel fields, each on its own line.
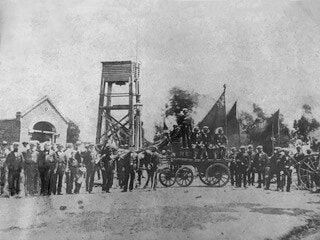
left=21, top=95, right=69, bottom=124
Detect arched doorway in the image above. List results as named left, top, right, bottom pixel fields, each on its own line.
left=31, top=121, right=57, bottom=143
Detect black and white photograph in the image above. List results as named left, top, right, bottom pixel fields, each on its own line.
left=1, top=0, right=320, bottom=239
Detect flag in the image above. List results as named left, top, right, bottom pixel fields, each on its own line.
left=226, top=101, right=240, bottom=147
left=198, top=86, right=226, bottom=134
left=272, top=109, right=280, bottom=138
left=259, top=109, right=280, bottom=155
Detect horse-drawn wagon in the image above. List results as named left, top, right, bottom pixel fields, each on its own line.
left=158, top=148, right=230, bottom=188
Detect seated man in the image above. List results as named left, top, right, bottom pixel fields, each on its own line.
left=190, top=127, right=201, bottom=159
left=200, top=126, right=212, bottom=159
left=213, top=128, right=228, bottom=159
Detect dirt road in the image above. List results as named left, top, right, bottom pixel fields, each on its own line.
left=0, top=181, right=320, bottom=240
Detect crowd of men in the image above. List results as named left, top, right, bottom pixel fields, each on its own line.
left=0, top=108, right=318, bottom=198
left=0, top=140, right=161, bottom=198
left=166, top=108, right=318, bottom=193
left=226, top=145, right=304, bottom=192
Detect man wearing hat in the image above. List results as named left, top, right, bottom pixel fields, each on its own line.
left=143, top=147, right=160, bottom=189
left=64, top=143, right=75, bottom=194
left=83, top=143, right=95, bottom=193
left=53, top=144, right=67, bottom=195
left=38, top=142, right=55, bottom=195
left=73, top=141, right=83, bottom=194
left=177, top=108, right=193, bottom=148
left=235, top=146, right=249, bottom=188
left=293, top=145, right=304, bottom=186
left=253, top=146, right=268, bottom=188
left=278, top=149, right=294, bottom=192
left=265, top=147, right=281, bottom=190
left=200, top=126, right=212, bottom=159
left=5, top=142, right=24, bottom=196
left=23, top=142, right=39, bottom=196
left=170, top=125, right=182, bottom=156
left=121, top=147, right=136, bottom=192
left=190, top=127, right=202, bottom=159
left=213, top=127, right=228, bottom=147
left=246, top=145, right=255, bottom=186
left=228, top=147, right=237, bottom=186
left=0, top=141, right=10, bottom=195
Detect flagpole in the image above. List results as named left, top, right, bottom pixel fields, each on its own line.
left=223, top=84, right=227, bottom=139
left=271, top=121, right=274, bottom=153
left=236, top=101, right=241, bottom=147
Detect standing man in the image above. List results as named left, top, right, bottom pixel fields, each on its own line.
left=278, top=149, right=294, bottom=192
left=64, top=143, right=75, bottom=194
left=6, top=143, right=24, bottom=197
left=246, top=145, right=255, bottom=186
left=235, top=146, right=249, bottom=188
left=177, top=108, right=193, bottom=148
left=265, top=147, right=281, bottom=190
left=122, top=147, right=136, bottom=192
left=38, top=142, right=54, bottom=196
left=83, top=144, right=95, bottom=193
left=228, top=147, right=237, bottom=186
left=254, top=145, right=268, bottom=188
left=0, top=141, right=10, bottom=195
left=53, top=144, right=66, bottom=195
left=73, top=141, right=83, bottom=194
left=23, top=142, right=39, bottom=196
left=293, top=146, right=304, bottom=186
left=100, top=144, right=115, bottom=193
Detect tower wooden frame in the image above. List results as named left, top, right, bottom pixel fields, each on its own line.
left=96, top=61, right=142, bottom=149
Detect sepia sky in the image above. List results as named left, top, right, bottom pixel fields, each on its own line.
left=1, top=0, right=320, bottom=141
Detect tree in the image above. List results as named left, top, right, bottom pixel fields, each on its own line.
left=67, top=121, right=80, bottom=144
left=153, top=122, right=164, bottom=142
left=293, top=104, right=320, bottom=141
left=153, top=87, right=199, bottom=142
left=165, top=87, right=199, bottom=117
left=239, top=104, right=290, bottom=148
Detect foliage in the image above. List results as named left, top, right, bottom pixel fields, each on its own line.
left=165, top=87, right=199, bottom=117
left=293, top=104, right=320, bottom=142
left=239, top=104, right=290, bottom=147
left=67, top=121, right=80, bottom=144
left=153, top=122, right=164, bottom=142
left=153, top=87, right=199, bottom=141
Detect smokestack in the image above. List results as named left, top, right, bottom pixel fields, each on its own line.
left=16, top=111, right=21, bottom=120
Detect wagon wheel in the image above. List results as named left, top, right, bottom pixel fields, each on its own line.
left=175, top=167, right=194, bottom=187
left=205, top=163, right=230, bottom=187
left=199, top=171, right=210, bottom=185
left=198, top=162, right=211, bottom=185
left=159, top=167, right=176, bottom=187
left=298, top=155, right=320, bottom=191
left=291, top=169, right=301, bottom=190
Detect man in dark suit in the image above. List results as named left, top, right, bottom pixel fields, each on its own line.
left=6, top=142, right=23, bottom=197
left=37, top=142, right=55, bottom=195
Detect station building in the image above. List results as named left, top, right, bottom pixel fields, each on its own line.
left=0, top=96, right=69, bottom=145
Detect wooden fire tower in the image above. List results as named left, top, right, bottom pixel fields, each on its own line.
left=96, top=61, right=142, bottom=149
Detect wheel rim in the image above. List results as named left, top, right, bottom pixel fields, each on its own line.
left=205, top=163, right=230, bottom=187
left=159, top=168, right=175, bottom=187
left=199, top=171, right=210, bottom=185
left=175, top=167, right=194, bottom=187
left=298, top=155, right=320, bottom=191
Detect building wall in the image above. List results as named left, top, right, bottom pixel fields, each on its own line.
left=0, top=119, right=20, bottom=144
left=20, top=100, right=68, bottom=144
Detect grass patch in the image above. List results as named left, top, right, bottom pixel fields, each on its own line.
left=280, top=216, right=320, bottom=240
